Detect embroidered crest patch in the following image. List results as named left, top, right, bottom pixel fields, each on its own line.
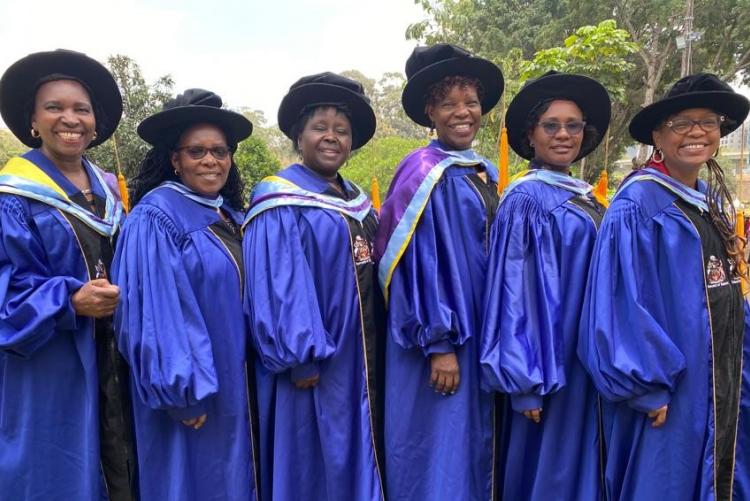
left=706, top=255, right=728, bottom=288
left=353, top=235, right=373, bottom=265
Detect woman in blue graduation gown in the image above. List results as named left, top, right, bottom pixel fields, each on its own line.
left=0, top=50, right=137, bottom=500
left=112, top=89, right=258, bottom=501
left=374, top=44, right=503, bottom=501
left=480, top=71, right=610, bottom=500
left=579, top=74, right=750, bottom=500
left=243, top=73, right=384, bottom=501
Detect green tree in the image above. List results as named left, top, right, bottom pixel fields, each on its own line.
left=87, top=55, right=174, bottom=178
left=234, top=135, right=282, bottom=197
left=238, top=107, right=295, bottom=166
left=340, top=136, right=425, bottom=193
left=408, top=0, right=750, bottom=174
left=0, top=129, right=25, bottom=166
left=521, top=20, right=638, bottom=181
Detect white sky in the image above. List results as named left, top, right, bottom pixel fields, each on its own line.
left=0, top=0, right=426, bottom=127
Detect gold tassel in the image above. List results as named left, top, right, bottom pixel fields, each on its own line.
left=112, top=135, right=129, bottom=213
left=497, top=127, right=510, bottom=195
left=593, top=169, right=610, bottom=208
left=371, top=177, right=381, bottom=213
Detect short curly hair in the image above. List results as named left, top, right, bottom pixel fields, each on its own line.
left=425, top=75, right=484, bottom=111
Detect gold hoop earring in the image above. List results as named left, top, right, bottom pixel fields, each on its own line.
left=30, top=128, right=40, bottom=138
left=652, top=148, right=664, bottom=163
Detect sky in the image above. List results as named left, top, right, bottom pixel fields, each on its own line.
left=0, top=0, right=427, bottom=127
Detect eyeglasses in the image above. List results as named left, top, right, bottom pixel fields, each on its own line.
left=175, top=146, right=232, bottom=160
left=664, top=115, right=725, bottom=135
left=536, top=121, right=586, bottom=136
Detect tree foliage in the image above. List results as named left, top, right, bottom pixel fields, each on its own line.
left=87, top=55, right=174, bottom=178
left=407, top=0, right=750, bottom=181
left=0, top=129, right=25, bottom=167
left=234, top=135, right=282, bottom=198
left=340, top=136, right=425, bottom=193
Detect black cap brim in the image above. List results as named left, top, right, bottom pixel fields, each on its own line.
left=277, top=83, right=376, bottom=150
left=629, top=91, right=750, bottom=145
left=401, top=56, right=504, bottom=127
left=0, top=50, right=122, bottom=148
left=506, top=74, right=611, bottom=161
left=137, top=106, right=252, bottom=147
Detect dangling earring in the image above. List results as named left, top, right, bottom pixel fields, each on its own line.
left=30, top=128, right=40, bottom=138
left=651, top=147, right=664, bottom=165
left=174, top=169, right=180, bottom=177
left=429, top=122, right=436, bottom=139
left=92, top=131, right=98, bottom=140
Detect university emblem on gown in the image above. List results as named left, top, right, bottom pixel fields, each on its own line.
left=706, top=255, right=727, bottom=288
left=354, top=235, right=373, bottom=265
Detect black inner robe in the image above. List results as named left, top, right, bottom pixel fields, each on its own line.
left=61, top=192, right=138, bottom=501
left=676, top=199, right=744, bottom=501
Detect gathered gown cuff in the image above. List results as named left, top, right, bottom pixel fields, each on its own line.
left=60, top=279, right=85, bottom=330
left=422, top=339, right=456, bottom=357
left=290, top=362, right=321, bottom=382
left=627, top=389, right=671, bottom=413
left=511, top=393, right=544, bottom=413
left=167, top=400, right=210, bottom=421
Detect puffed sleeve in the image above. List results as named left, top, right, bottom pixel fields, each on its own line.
left=577, top=198, right=687, bottom=413
left=112, top=203, right=218, bottom=420
left=0, top=196, right=82, bottom=358
left=480, top=192, right=564, bottom=412
left=387, top=195, right=472, bottom=356
left=243, top=207, right=336, bottom=381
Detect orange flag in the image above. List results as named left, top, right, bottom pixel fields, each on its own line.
left=371, top=177, right=381, bottom=212
left=593, top=169, right=609, bottom=208
left=497, top=127, right=510, bottom=195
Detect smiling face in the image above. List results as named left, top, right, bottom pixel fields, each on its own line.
left=297, top=106, right=353, bottom=178
left=170, top=123, right=232, bottom=197
left=652, top=107, right=721, bottom=175
left=528, top=99, right=584, bottom=170
left=31, top=79, right=96, bottom=162
left=427, top=84, right=481, bottom=150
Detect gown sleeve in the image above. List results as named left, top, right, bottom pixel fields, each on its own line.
left=0, top=196, right=82, bottom=358
left=243, top=206, right=336, bottom=380
left=386, top=194, right=471, bottom=356
left=577, top=198, right=687, bottom=413
left=480, top=192, right=564, bottom=412
left=112, top=204, right=218, bottom=420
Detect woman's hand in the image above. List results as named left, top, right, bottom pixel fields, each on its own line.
left=648, top=405, right=668, bottom=428
left=71, top=279, right=120, bottom=317
left=182, top=414, right=207, bottom=430
left=429, top=352, right=460, bottom=395
left=522, top=408, right=542, bottom=423
left=294, top=374, right=320, bottom=389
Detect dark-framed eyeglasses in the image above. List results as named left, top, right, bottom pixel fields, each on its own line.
left=175, top=145, right=233, bottom=160
left=664, top=115, right=725, bottom=135
left=536, top=121, right=586, bottom=136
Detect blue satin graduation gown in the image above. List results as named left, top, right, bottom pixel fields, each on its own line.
left=480, top=179, right=602, bottom=500
left=112, top=185, right=258, bottom=501
left=578, top=175, right=750, bottom=500
left=243, top=164, right=384, bottom=501
left=0, top=151, right=127, bottom=499
left=384, top=162, right=498, bottom=501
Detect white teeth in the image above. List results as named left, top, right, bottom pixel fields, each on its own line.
left=452, top=124, right=471, bottom=130
left=683, top=144, right=706, bottom=150
left=58, top=132, right=82, bottom=140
